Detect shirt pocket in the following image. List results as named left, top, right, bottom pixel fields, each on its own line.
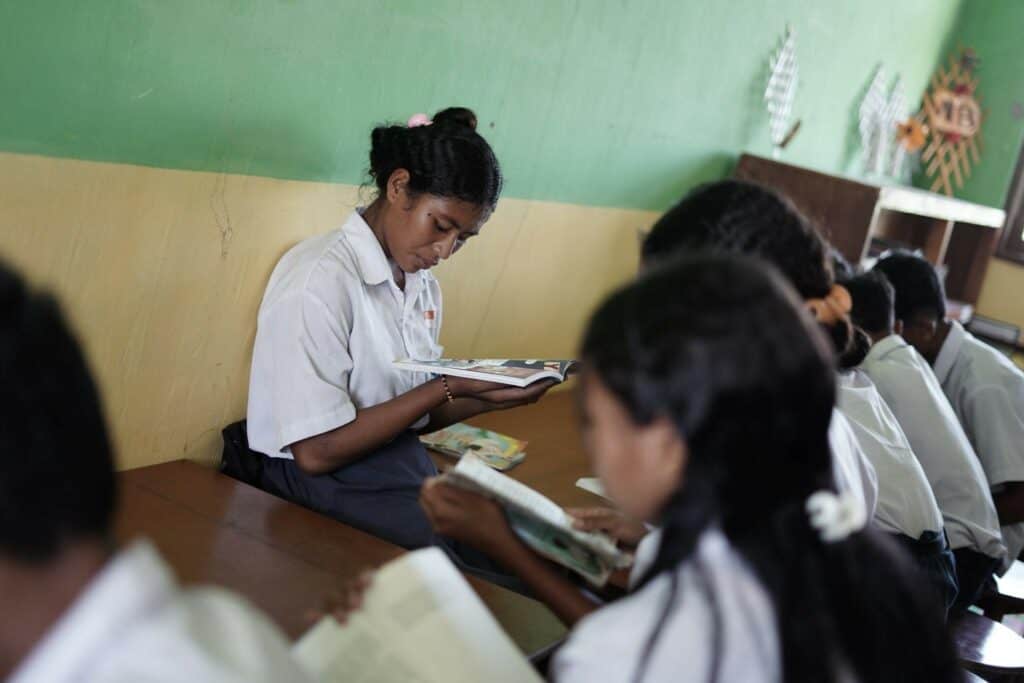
left=403, top=314, right=444, bottom=361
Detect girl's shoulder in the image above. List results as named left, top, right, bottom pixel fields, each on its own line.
left=552, top=529, right=780, bottom=683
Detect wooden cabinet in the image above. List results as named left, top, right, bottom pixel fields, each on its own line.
left=734, top=154, right=1005, bottom=306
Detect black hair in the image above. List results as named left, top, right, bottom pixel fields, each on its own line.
left=830, top=247, right=856, bottom=282
left=0, top=261, right=116, bottom=563
left=581, top=253, right=960, bottom=682
left=369, top=107, right=503, bottom=212
left=872, top=252, right=947, bottom=322
left=641, top=180, right=868, bottom=369
left=843, top=270, right=896, bottom=336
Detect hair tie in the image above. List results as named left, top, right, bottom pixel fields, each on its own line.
left=407, top=113, right=433, bottom=128
left=806, top=490, right=866, bottom=542
left=805, top=284, right=852, bottom=325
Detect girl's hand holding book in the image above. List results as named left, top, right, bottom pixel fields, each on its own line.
left=419, top=477, right=516, bottom=554
left=304, top=570, right=374, bottom=627
left=567, top=507, right=649, bottom=549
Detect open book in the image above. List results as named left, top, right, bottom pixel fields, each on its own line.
left=420, top=423, right=527, bottom=471
left=575, top=477, right=609, bottom=501
left=442, top=454, right=631, bottom=585
left=292, top=548, right=542, bottom=683
left=393, top=358, right=577, bottom=388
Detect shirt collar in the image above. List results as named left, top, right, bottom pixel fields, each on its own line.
left=864, top=333, right=908, bottom=364
left=934, top=320, right=967, bottom=384
left=8, top=540, right=176, bottom=683
left=343, top=210, right=426, bottom=292
left=343, top=210, right=393, bottom=286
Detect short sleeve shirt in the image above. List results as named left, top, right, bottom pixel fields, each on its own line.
left=835, top=370, right=944, bottom=539
left=934, top=322, right=1024, bottom=570
left=861, top=334, right=1004, bottom=559
left=552, top=529, right=781, bottom=683
left=829, top=408, right=880, bottom=522
left=247, top=210, right=444, bottom=459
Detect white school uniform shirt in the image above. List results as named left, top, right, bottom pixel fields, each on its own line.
left=835, top=370, right=944, bottom=539
left=247, top=210, right=444, bottom=458
left=8, top=540, right=309, bottom=683
left=860, top=334, right=1005, bottom=559
left=934, top=322, right=1024, bottom=571
left=829, top=408, right=879, bottom=522
left=552, top=528, right=782, bottom=683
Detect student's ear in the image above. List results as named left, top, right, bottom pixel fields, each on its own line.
left=639, top=416, right=688, bottom=484
left=894, top=319, right=904, bottom=336
left=386, top=168, right=412, bottom=206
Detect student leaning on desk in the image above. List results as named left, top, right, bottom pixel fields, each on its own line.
left=0, top=261, right=311, bottom=683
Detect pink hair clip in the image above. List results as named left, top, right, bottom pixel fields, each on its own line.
left=407, top=113, right=433, bottom=128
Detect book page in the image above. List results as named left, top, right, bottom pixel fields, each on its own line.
left=393, top=359, right=576, bottom=387
left=448, top=454, right=567, bottom=525
left=444, top=456, right=628, bottom=571
left=575, top=477, right=609, bottom=501
left=293, top=548, right=542, bottom=683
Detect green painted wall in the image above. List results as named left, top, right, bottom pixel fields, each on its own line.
left=0, top=0, right=962, bottom=210
left=942, top=0, right=1024, bottom=207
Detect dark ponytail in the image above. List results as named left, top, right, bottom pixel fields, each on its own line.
left=641, top=180, right=868, bottom=369
left=582, top=254, right=959, bottom=682
left=368, top=107, right=502, bottom=212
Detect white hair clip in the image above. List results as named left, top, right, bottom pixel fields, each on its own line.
left=805, top=490, right=866, bottom=543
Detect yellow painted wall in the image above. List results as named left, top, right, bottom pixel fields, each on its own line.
left=0, top=152, right=654, bottom=470
left=978, top=259, right=1024, bottom=331
left=976, top=258, right=1024, bottom=369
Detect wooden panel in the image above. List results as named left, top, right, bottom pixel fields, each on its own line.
left=733, top=154, right=879, bottom=263
left=945, top=223, right=1002, bottom=305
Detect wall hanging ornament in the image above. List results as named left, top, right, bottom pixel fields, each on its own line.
left=919, top=48, right=984, bottom=196
left=764, top=25, right=800, bottom=158
left=858, top=66, right=891, bottom=176
left=884, top=77, right=910, bottom=178
left=858, top=67, right=915, bottom=181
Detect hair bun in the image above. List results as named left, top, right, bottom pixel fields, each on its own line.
left=432, top=107, right=478, bottom=132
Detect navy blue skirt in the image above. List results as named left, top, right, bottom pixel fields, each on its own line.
left=260, top=430, right=439, bottom=549
left=259, top=430, right=530, bottom=593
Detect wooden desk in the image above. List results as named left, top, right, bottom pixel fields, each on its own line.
left=954, top=612, right=1024, bottom=678
left=982, top=560, right=1024, bottom=626
left=115, top=460, right=566, bottom=655
left=448, top=389, right=605, bottom=509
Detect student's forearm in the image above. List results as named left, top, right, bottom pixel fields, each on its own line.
left=290, top=380, right=448, bottom=474
left=993, top=483, right=1024, bottom=525
left=422, top=399, right=494, bottom=433
left=488, top=535, right=600, bottom=628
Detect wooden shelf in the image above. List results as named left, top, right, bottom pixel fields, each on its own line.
left=876, top=186, right=1004, bottom=228
left=734, top=154, right=1005, bottom=306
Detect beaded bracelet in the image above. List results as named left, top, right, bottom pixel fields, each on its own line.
left=440, top=376, right=455, bottom=403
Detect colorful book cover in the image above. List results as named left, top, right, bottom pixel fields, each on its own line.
left=420, top=423, right=527, bottom=471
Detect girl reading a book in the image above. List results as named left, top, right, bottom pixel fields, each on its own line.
left=416, top=253, right=959, bottom=681
left=245, top=107, right=555, bottom=553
